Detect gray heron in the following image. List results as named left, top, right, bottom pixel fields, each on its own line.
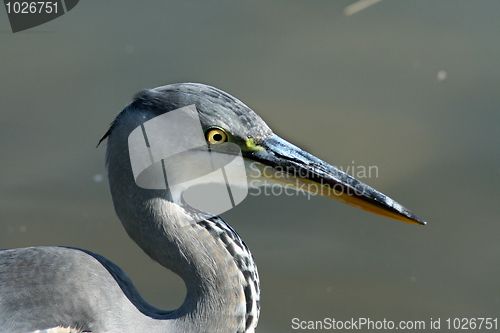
left=0, top=83, right=425, bottom=333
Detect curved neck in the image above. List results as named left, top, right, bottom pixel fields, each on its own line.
left=106, top=138, right=259, bottom=333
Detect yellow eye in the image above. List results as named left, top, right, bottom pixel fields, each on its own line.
left=206, top=128, right=228, bottom=144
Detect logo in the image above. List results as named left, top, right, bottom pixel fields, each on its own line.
left=3, top=0, right=79, bottom=33
left=128, top=105, right=248, bottom=222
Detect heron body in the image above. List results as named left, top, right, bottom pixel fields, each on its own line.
left=0, top=83, right=425, bottom=333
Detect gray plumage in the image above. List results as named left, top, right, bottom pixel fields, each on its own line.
left=1, top=84, right=263, bottom=333
left=0, top=83, right=425, bottom=333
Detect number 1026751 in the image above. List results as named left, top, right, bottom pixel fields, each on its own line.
left=446, top=318, right=497, bottom=330
left=5, top=2, right=58, bottom=14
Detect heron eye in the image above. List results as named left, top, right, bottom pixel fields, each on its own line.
left=206, top=128, right=228, bottom=144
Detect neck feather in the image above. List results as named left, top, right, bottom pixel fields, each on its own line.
left=106, top=138, right=260, bottom=333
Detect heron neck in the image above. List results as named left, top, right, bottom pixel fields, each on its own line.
left=108, top=179, right=258, bottom=332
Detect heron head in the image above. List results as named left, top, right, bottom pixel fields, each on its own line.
left=102, top=83, right=425, bottom=225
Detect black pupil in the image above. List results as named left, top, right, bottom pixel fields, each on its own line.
left=213, top=133, right=223, bottom=141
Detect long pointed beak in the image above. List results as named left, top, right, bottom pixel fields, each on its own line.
left=244, top=135, right=426, bottom=225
